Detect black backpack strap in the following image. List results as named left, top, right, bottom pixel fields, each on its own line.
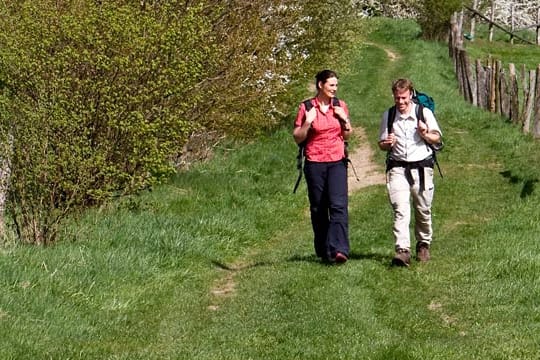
left=293, top=140, right=306, bottom=193
left=415, top=104, right=443, bottom=178
left=303, top=98, right=314, bottom=112
left=415, top=103, right=425, bottom=124
left=385, top=106, right=397, bottom=171
left=387, top=105, right=397, bottom=134
left=293, top=99, right=315, bottom=193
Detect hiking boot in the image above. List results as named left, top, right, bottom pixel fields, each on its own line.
left=392, top=248, right=411, bottom=267
left=416, top=242, right=430, bottom=262
left=335, top=252, right=348, bottom=264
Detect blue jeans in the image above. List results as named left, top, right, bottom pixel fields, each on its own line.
left=304, top=160, right=349, bottom=259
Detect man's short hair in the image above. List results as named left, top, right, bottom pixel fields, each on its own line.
left=392, top=78, right=414, bottom=93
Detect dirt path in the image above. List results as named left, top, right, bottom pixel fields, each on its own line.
left=347, top=43, right=398, bottom=192
left=347, top=127, right=385, bottom=192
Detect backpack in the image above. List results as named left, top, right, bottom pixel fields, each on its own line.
left=293, top=97, right=359, bottom=193
left=386, top=90, right=444, bottom=177
left=413, top=90, right=435, bottom=113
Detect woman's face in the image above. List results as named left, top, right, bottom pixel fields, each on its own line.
left=318, top=77, right=338, bottom=99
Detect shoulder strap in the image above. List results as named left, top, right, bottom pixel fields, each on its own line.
left=303, top=98, right=314, bottom=112
left=416, top=103, right=425, bottom=123
left=387, top=105, right=396, bottom=134
left=416, top=103, right=444, bottom=178
left=388, top=104, right=426, bottom=133
left=303, top=97, right=340, bottom=111
left=294, top=98, right=315, bottom=194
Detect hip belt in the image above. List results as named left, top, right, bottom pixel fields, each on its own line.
left=386, top=156, right=434, bottom=191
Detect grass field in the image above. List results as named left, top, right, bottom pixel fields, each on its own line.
left=1, top=17, right=540, bottom=359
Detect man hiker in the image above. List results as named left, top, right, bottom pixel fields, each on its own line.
left=378, top=78, right=442, bottom=267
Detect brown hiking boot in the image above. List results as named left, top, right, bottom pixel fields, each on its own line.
left=416, top=242, right=430, bottom=262
left=392, top=248, right=410, bottom=267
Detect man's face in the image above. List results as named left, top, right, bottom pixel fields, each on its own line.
left=393, top=88, right=412, bottom=113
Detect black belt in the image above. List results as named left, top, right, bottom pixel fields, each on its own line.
left=386, top=156, right=434, bottom=191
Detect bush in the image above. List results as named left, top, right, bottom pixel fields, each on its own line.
left=0, top=0, right=367, bottom=244
left=415, top=0, right=465, bottom=40
left=0, top=1, right=214, bottom=243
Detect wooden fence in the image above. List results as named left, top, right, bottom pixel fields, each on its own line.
left=450, top=13, right=540, bottom=138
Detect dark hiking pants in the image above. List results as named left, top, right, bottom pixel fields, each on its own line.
left=304, top=160, right=349, bottom=260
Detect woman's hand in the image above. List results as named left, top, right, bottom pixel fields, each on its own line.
left=333, top=106, right=348, bottom=123
left=305, top=107, right=316, bottom=126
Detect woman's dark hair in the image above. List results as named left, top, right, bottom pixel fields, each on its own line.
left=315, top=69, right=338, bottom=90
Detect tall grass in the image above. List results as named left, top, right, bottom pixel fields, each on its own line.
left=1, top=17, right=540, bottom=359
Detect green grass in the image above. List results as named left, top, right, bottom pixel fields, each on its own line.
left=463, top=23, right=540, bottom=69
left=2, top=17, right=540, bottom=359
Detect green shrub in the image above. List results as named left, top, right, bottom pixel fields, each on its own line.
left=0, top=0, right=368, bottom=244
left=415, top=0, right=466, bottom=40
left=0, top=1, right=214, bottom=243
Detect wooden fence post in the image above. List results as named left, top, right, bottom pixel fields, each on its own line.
left=456, top=49, right=464, bottom=96
left=499, top=65, right=509, bottom=118
left=463, top=50, right=475, bottom=104
left=522, top=67, right=536, bottom=133
left=476, top=59, right=488, bottom=109
left=533, top=65, right=540, bottom=138
left=485, top=62, right=493, bottom=111
left=449, top=13, right=456, bottom=58
left=537, top=8, right=540, bottom=45
left=460, top=51, right=470, bottom=100
left=509, top=63, right=519, bottom=123
left=489, top=57, right=497, bottom=113
left=510, top=4, right=515, bottom=44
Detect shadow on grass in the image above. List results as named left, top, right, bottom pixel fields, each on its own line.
left=211, top=250, right=392, bottom=270
left=287, top=251, right=390, bottom=265
left=500, top=170, right=538, bottom=198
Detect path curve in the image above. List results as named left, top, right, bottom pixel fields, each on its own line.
left=347, top=42, right=397, bottom=192
left=347, top=127, right=385, bottom=192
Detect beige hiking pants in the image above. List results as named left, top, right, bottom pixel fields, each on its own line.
left=386, top=166, right=434, bottom=251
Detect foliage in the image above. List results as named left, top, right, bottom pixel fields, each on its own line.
left=0, top=0, right=369, bottom=244
left=481, top=0, right=540, bottom=29
left=200, top=0, right=368, bottom=137
left=376, top=0, right=420, bottom=18
left=362, top=0, right=471, bottom=40
left=0, top=1, right=214, bottom=243
left=414, top=0, right=467, bottom=40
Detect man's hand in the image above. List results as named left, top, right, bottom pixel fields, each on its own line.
left=379, top=133, right=396, bottom=150
left=417, top=120, right=428, bottom=138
